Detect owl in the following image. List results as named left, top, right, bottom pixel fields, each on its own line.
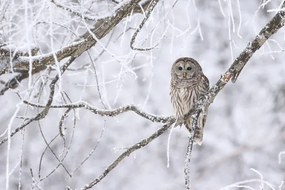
left=170, top=57, right=209, bottom=145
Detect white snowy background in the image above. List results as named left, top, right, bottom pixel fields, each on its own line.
left=0, top=0, right=285, bottom=189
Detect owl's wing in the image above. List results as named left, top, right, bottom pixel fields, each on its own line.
left=194, top=74, right=210, bottom=145
left=200, top=74, right=210, bottom=94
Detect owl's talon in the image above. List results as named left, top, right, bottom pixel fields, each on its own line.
left=174, top=118, right=184, bottom=127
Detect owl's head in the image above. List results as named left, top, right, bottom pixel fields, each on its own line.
left=171, top=57, right=202, bottom=80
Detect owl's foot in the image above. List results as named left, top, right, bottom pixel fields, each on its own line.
left=194, top=138, right=203, bottom=146
left=174, top=118, right=184, bottom=127
left=185, top=124, right=192, bottom=133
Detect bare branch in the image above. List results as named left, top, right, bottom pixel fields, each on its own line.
left=81, top=120, right=175, bottom=190
left=37, top=121, right=72, bottom=177
left=38, top=134, right=59, bottom=179
left=51, top=0, right=96, bottom=21
left=130, top=0, right=160, bottom=51
left=23, top=101, right=173, bottom=124
left=0, top=73, right=28, bottom=95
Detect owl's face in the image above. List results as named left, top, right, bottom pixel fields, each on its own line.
left=172, top=57, right=202, bottom=80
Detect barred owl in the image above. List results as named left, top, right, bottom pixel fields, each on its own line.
left=170, top=57, right=209, bottom=145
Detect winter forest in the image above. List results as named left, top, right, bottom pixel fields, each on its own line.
left=0, top=0, right=285, bottom=189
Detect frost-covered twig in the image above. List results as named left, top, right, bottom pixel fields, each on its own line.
left=221, top=168, right=276, bottom=190
left=51, top=0, right=96, bottom=21
left=23, top=101, right=173, bottom=124
left=81, top=120, right=175, bottom=189
left=221, top=178, right=276, bottom=190
left=51, top=0, right=152, bottom=21
left=184, top=2, right=285, bottom=189
left=0, top=57, right=76, bottom=146
left=130, top=0, right=160, bottom=51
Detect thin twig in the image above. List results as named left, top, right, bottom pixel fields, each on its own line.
left=37, top=121, right=72, bottom=177
left=130, top=0, right=161, bottom=51
left=58, top=108, right=71, bottom=140
left=30, top=168, right=44, bottom=190
left=51, top=0, right=97, bottom=21
left=71, top=49, right=110, bottom=174
left=0, top=57, right=76, bottom=146
left=38, top=134, right=59, bottom=179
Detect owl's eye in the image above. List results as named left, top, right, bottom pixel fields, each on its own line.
left=186, top=67, right=192, bottom=71
left=178, top=66, right=183, bottom=71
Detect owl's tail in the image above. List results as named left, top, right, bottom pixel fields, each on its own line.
left=185, top=112, right=207, bottom=146
left=193, top=127, right=203, bottom=145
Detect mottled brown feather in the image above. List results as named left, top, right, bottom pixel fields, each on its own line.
left=170, top=57, right=209, bottom=145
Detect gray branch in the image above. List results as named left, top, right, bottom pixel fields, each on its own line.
left=23, top=100, right=173, bottom=123
left=184, top=3, right=285, bottom=189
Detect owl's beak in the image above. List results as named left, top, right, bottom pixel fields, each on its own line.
left=183, top=73, right=187, bottom=78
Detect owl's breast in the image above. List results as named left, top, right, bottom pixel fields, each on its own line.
left=177, top=87, right=197, bottom=105
left=171, top=86, right=198, bottom=117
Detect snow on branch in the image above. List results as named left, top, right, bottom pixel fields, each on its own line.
left=51, top=0, right=153, bottom=20
left=0, top=0, right=157, bottom=95
left=184, top=2, right=285, bottom=189
left=23, top=100, right=173, bottom=123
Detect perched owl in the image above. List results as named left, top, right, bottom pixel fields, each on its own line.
left=170, top=57, right=209, bottom=145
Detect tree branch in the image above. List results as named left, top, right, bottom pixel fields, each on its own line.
left=22, top=101, right=172, bottom=124
left=184, top=3, right=285, bottom=189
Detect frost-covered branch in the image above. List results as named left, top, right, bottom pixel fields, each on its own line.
left=81, top=120, right=175, bottom=190
left=0, top=99, right=172, bottom=146
left=23, top=101, right=172, bottom=123
left=184, top=2, right=285, bottom=189
left=0, top=0, right=158, bottom=95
